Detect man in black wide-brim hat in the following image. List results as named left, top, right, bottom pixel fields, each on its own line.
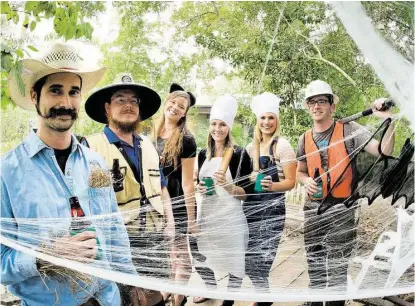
left=85, top=73, right=175, bottom=306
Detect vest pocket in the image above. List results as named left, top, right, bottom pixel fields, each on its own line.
left=148, top=169, right=161, bottom=195
left=88, top=187, right=112, bottom=215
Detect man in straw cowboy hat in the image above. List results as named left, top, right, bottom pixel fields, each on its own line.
left=85, top=73, right=175, bottom=306
left=296, top=80, right=395, bottom=306
left=1, top=43, right=135, bottom=306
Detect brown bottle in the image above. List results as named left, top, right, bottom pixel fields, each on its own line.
left=111, top=158, right=124, bottom=192
left=69, top=196, right=91, bottom=233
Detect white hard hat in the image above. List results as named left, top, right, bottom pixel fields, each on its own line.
left=304, top=80, right=339, bottom=104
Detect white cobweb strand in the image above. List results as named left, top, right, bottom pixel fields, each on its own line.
left=329, top=1, right=414, bottom=127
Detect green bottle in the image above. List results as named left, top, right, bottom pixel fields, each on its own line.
left=254, top=157, right=270, bottom=193
left=202, top=177, right=215, bottom=195
left=312, top=168, right=323, bottom=199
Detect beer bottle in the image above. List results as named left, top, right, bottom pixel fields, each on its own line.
left=312, top=168, right=323, bottom=199
left=111, top=158, right=124, bottom=192
left=69, top=196, right=102, bottom=259
left=254, top=156, right=270, bottom=193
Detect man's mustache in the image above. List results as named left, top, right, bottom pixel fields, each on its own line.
left=43, top=107, right=78, bottom=120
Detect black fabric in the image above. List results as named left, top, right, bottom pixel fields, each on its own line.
left=54, top=142, right=72, bottom=173
left=194, top=266, right=217, bottom=289
left=197, top=146, right=253, bottom=193
left=79, top=298, right=100, bottom=306
left=304, top=202, right=356, bottom=292
left=244, top=151, right=285, bottom=295
left=118, top=284, right=134, bottom=306
left=244, top=196, right=285, bottom=285
left=128, top=231, right=170, bottom=278
left=153, top=299, right=166, bottom=306
left=193, top=267, right=242, bottom=306
left=157, top=134, right=197, bottom=234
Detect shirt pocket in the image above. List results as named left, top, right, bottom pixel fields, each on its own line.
left=88, top=187, right=112, bottom=215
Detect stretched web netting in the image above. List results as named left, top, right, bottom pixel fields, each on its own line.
left=1, top=1, right=414, bottom=304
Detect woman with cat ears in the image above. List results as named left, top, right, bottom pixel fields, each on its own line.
left=155, top=83, right=197, bottom=306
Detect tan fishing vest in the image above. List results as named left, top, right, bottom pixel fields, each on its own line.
left=87, top=132, right=164, bottom=230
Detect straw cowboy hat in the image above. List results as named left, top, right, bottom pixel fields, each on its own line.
left=304, top=80, right=339, bottom=104
left=8, top=43, right=107, bottom=111
left=85, top=73, right=161, bottom=123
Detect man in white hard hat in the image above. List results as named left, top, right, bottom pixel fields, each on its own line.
left=1, top=43, right=134, bottom=306
left=296, top=80, right=395, bottom=306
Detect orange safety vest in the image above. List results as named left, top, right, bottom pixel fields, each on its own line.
left=304, top=122, right=354, bottom=201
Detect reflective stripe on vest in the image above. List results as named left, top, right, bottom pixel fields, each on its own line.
left=304, top=122, right=353, bottom=200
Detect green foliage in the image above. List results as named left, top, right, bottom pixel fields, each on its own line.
left=1, top=1, right=105, bottom=109
left=0, top=105, right=35, bottom=154
left=362, top=1, right=414, bottom=61
left=172, top=1, right=413, bottom=149
left=1, top=1, right=413, bottom=158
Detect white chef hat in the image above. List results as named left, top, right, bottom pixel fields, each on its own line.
left=209, top=94, right=238, bottom=129
left=250, top=92, right=281, bottom=119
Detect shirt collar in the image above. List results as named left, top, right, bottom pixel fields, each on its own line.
left=26, top=130, right=82, bottom=158
left=104, top=125, right=142, bottom=144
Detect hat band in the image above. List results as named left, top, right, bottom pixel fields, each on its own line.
left=56, top=67, right=80, bottom=71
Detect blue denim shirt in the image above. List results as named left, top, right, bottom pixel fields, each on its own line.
left=1, top=131, right=135, bottom=306
left=103, top=126, right=167, bottom=187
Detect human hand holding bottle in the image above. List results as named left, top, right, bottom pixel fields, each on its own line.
left=250, top=171, right=259, bottom=183
left=39, top=231, right=98, bottom=265
left=197, top=180, right=208, bottom=194
left=260, top=175, right=274, bottom=192
left=304, top=177, right=319, bottom=196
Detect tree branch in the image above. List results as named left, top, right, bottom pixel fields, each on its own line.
left=180, top=10, right=218, bottom=30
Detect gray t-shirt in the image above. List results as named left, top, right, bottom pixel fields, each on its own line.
left=297, top=121, right=372, bottom=171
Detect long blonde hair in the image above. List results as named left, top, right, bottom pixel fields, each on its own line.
left=156, top=91, right=192, bottom=168
left=206, top=125, right=235, bottom=160
left=252, top=114, right=280, bottom=152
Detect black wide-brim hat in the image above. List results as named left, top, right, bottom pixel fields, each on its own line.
left=85, top=73, right=161, bottom=124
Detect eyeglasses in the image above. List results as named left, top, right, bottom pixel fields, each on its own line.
left=112, top=97, right=140, bottom=106
left=307, top=99, right=330, bottom=107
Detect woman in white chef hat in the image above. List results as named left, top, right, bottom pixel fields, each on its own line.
left=244, top=92, right=297, bottom=306
left=192, top=95, right=252, bottom=306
